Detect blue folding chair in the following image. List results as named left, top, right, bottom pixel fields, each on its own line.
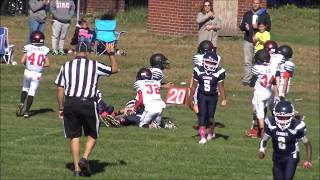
left=0, top=27, right=14, bottom=64
left=95, top=19, right=126, bottom=56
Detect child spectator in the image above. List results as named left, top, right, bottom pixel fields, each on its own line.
left=69, top=19, right=95, bottom=54
left=253, top=21, right=270, bottom=53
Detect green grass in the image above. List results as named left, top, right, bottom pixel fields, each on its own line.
left=1, top=7, right=319, bottom=179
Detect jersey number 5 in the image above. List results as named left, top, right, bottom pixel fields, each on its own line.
left=29, top=53, right=45, bottom=67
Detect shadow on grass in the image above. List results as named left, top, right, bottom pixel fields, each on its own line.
left=66, top=159, right=127, bottom=175
left=29, top=108, right=54, bottom=117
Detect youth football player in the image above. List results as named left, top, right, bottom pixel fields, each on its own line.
left=189, top=51, right=227, bottom=144
left=16, top=31, right=50, bottom=118
left=134, top=68, right=166, bottom=128
left=248, top=49, right=279, bottom=138
left=259, top=100, right=312, bottom=180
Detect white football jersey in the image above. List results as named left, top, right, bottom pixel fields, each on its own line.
left=270, top=53, right=285, bottom=71
left=277, top=60, right=295, bottom=95
left=135, top=80, right=166, bottom=111
left=150, top=67, right=164, bottom=82
left=23, top=44, right=49, bottom=73
left=252, top=63, right=277, bottom=92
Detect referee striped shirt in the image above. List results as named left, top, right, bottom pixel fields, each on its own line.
left=55, top=57, right=112, bottom=98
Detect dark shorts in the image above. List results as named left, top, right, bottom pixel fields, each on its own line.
left=63, top=97, right=99, bottom=139
left=197, top=93, right=218, bottom=126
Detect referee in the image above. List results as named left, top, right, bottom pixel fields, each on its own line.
left=55, top=42, right=118, bottom=176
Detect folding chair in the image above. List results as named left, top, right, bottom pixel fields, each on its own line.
left=95, top=19, right=125, bottom=56
left=0, top=27, right=14, bottom=64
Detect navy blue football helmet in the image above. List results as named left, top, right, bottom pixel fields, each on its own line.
left=197, top=40, right=214, bottom=54
left=273, top=100, right=295, bottom=130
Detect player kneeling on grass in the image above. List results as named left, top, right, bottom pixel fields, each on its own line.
left=258, top=100, right=312, bottom=180
left=16, top=31, right=50, bottom=118
left=134, top=68, right=166, bottom=128
left=247, top=49, right=279, bottom=138
left=189, top=51, right=227, bottom=144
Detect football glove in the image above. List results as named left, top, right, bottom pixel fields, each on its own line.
left=100, top=115, right=120, bottom=127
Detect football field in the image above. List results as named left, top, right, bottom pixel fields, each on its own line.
left=1, top=7, right=319, bottom=179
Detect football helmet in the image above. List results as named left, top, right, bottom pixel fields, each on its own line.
left=31, top=31, right=45, bottom=45
left=264, top=40, right=278, bottom=54
left=278, top=45, right=293, bottom=59
left=136, top=68, right=152, bottom=80
left=273, top=100, right=295, bottom=130
left=150, top=53, right=170, bottom=70
left=203, top=51, right=219, bottom=75
left=254, top=49, right=270, bottom=64
left=197, top=40, right=214, bottom=54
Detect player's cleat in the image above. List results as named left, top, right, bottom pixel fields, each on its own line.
left=164, top=121, right=177, bottom=129
left=58, top=50, right=66, bottom=56
left=149, top=121, right=160, bottom=129
left=246, top=128, right=258, bottom=138
left=198, top=138, right=207, bottom=144
left=207, top=133, right=216, bottom=141
left=73, top=171, right=84, bottom=177
left=79, top=158, right=91, bottom=177
left=16, top=103, right=24, bottom=117
left=23, top=112, right=31, bottom=118
left=51, top=50, right=59, bottom=56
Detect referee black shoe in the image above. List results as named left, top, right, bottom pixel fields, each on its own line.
left=79, top=158, right=91, bottom=177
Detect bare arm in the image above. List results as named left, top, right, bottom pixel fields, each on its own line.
left=21, top=54, right=27, bottom=65
left=56, top=86, right=65, bottom=119
left=281, top=77, right=289, bottom=97
left=105, top=43, right=118, bottom=74
left=189, top=79, right=198, bottom=109
left=218, top=81, right=227, bottom=106
left=44, top=57, right=50, bottom=67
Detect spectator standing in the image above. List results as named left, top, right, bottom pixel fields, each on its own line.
left=239, top=0, right=271, bottom=85
left=196, top=0, right=221, bottom=51
left=50, top=0, right=75, bottom=55
left=55, top=43, right=118, bottom=176
left=28, top=0, right=49, bottom=43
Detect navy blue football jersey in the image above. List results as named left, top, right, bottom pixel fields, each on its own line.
left=193, top=66, right=226, bottom=96
left=264, top=116, right=307, bottom=158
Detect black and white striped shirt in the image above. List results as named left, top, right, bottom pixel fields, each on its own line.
left=55, top=57, right=112, bottom=98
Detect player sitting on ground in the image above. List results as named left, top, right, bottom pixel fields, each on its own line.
left=247, top=49, right=279, bottom=138
left=16, top=31, right=50, bottom=118
left=134, top=68, right=166, bottom=128
left=189, top=51, right=227, bottom=144
left=259, top=100, right=312, bottom=180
